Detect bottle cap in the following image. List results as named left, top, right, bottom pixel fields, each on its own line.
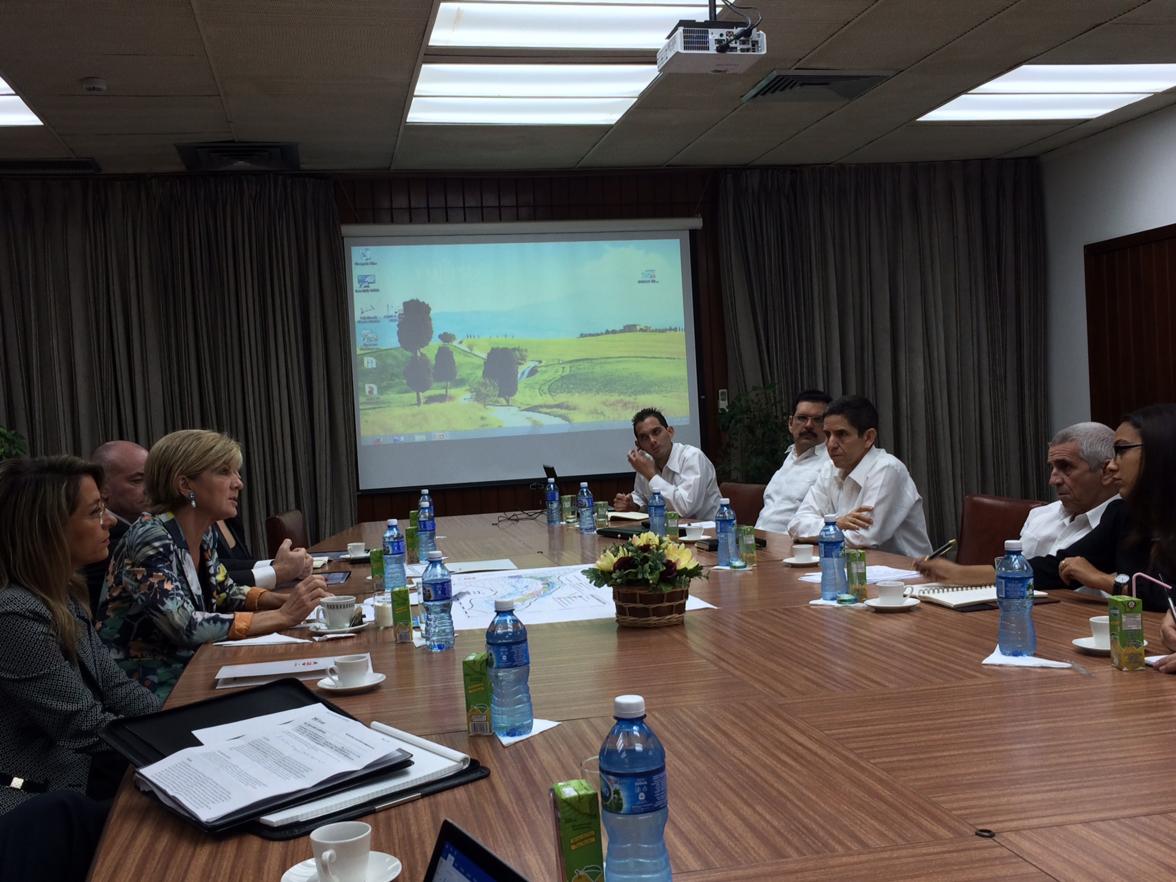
left=824, top=514, right=838, bottom=523
left=547, top=477, right=555, bottom=483
left=427, top=550, right=443, bottom=561
left=1004, top=540, right=1022, bottom=552
left=719, top=497, right=730, bottom=505
left=421, top=488, right=430, bottom=495
left=613, top=694, right=645, bottom=718
left=580, top=481, right=588, bottom=488
left=494, top=598, right=515, bottom=612
left=388, top=518, right=398, bottom=526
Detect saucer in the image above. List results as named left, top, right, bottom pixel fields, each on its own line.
left=864, top=597, right=920, bottom=613
left=281, top=851, right=401, bottom=882
left=317, top=672, right=386, bottom=694
left=309, top=620, right=373, bottom=636
left=1072, top=636, right=1146, bottom=655
left=782, top=557, right=819, bottom=567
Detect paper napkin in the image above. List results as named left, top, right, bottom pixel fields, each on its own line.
left=982, top=647, right=1071, bottom=668
left=497, top=718, right=560, bottom=747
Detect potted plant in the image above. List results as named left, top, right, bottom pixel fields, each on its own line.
left=717, top=385, right=792, bottom=483
left=583, top=532, right=706, bottom=628
left=0, top=427, right=28, bottom=460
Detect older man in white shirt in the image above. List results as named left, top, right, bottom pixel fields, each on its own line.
left=613, top=408, right=722, bottom=520
left=756, top=390, right=831, bottom=532
left=788, top=395, right=931, bottom=557
left=915, top=421, right=1116, bottom=585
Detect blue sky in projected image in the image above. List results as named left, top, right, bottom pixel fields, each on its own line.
left=358, top=239, right=684, bottom=339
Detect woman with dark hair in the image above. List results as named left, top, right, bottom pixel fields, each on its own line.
left=98, top=430, right=331, bottom=699
left=0, top=456, right=159, bottom=819
left=1034, top=404, right=1176, bottom=612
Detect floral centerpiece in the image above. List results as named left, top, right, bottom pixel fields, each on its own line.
left=583, top=532, right=705, bottom=628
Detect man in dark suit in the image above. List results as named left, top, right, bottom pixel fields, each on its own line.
left=83, top=441, right=148, bottom=611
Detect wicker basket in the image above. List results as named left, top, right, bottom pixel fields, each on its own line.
left=612, top=584, right=689, bottom=628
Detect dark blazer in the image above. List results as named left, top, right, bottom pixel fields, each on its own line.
left=82, top=517, right=130, bottom=613
left=1032, top=498, right=1168, bottom=611
left=213, top=515, right=260, bottom=587
left=0, top=586, right=159, bottom=816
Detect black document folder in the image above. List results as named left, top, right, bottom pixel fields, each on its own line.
left=101, top=679, right=488, bottom=839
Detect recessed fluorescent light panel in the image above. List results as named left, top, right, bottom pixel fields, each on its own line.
left=429, top=1, right=707, bottom=50
left=0, top=75, right=42, bottom=126
left=408, top=64, right=658, bottom=124
left=920, top=63, right=1176, bottom=122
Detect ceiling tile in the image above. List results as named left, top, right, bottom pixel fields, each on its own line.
left=842, top=121, right=1073, bottom=163
left=0, top=126, right=73, bottom=160
left=31, top=96, right=228, bottom=135
left=392, top=125, right=604, bottom=169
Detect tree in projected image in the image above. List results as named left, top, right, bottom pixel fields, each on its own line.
left=434, top=344, right=457, bottom=398
left=404, top=353, right=433, bottom=406
left=483, top=347, right=522, bottom=405
left=397, top=299, right=433, bottom=354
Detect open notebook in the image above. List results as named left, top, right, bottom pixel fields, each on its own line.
left=909, top=584, right=1049, bottom=610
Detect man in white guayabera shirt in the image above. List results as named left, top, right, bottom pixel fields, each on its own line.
left=755, top=389, right=832, bottom=533
left=612, top=408, right=722, bottom=520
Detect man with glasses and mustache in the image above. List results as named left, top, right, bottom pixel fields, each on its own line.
left=755, top=390, right=832, bottom=532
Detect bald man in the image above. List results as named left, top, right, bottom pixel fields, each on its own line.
left=85, top=441, right=149, bottom=610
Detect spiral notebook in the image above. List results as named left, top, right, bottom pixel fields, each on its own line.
left=909, top=584, right=1051, bottom=611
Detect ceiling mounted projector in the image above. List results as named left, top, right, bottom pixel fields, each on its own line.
left=657, top=20, right=767, bottom=75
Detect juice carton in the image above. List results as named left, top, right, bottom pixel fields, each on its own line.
left=462, top=652, right=493, bottom=736
left=845, top=549, right=868, bottom=602
left=391, top=585, right=413, bottom=643
left=1109, top=594, right=1145, bottom=671
left=550, top=779, right=605, bottom=882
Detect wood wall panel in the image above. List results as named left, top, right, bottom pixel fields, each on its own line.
left=334, top=170, right=727, bottom=519
left=1085, top=222, right=1176, bottom=425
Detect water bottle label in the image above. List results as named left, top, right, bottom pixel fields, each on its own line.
left=422, top=577, right=451, bottom=602
left=600, top=768, right=667, bottom=815
left=489, top=641, right=529, bottom=668
left=419, top=516, right=435, bottom=532
left=388, top=537, right=406, bottom=555
left=996, top=575, right=1031, bottom=600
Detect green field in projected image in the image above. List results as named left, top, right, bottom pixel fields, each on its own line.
left=356, top=331, right=689, bottom=437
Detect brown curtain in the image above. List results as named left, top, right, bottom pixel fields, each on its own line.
left=718, top=160, right=1049, bottom=541
left=0, top=174, right=356, bottom=548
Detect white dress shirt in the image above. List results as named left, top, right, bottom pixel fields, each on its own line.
left=1019, top=496, right=1115, bottom=560
left=631, top=442, right=722, bottom=520
left=755, top=443, right=830, bottom=532
left=788, top=446, right=932, bottom=557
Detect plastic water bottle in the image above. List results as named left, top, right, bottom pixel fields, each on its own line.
left=382, top=518, right=407, bottom=591
left=818, top=515, right=848, bottom=601
left=420, top=550, right=454, bottom=652
left=417, top=488, right=436, bottom=563
left=715, top=497, right=737, bottom=567
left=545, top=478, right=560, bottom=526
left=577, top=482, right=596, bottom=534
left=599, top=695, right=672, bottom=882
left=648, top=491, right=666, bottom=538
left=486, top=600, right=533, bottom=737
left=996, top=539, right=1036, bottom=656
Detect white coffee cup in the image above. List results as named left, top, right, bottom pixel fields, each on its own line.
left=321, top=595, right=357, bottom=630
left=346, top=541, right=366, bottom=559
left=1090, top=615, right=1111, bottom=650
left=310, top=820, right=371, bottom=882
left=875, top=581, right=906, bottom=605
left=327, top=654, right=372, bottom=688
left=684, top=524, right=705, bottom=541
left=792, top=544, right=815, bottom=563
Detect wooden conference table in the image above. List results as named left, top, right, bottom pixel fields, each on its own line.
left=90, top=515, right=1176, bottom=882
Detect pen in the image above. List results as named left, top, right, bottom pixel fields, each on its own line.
left=925, top=538, right=957, bottom=561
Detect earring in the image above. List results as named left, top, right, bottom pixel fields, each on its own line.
left=187, top=491, right=197, bottom=508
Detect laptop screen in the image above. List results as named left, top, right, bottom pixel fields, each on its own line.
left=424, top=820, right=531, bottom=882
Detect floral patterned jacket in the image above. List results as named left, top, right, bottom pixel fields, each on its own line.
left=96, top=512, right=265, bottom=699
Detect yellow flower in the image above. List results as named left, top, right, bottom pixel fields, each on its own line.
left=633, top=531, right=661, bottom=549
left=595, top=548, right=618, bottom=572
left=665, top=542, right=696, bottom=570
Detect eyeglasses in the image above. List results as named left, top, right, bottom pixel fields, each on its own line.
left=88, top=501, right=108, bottom=522
left=1112, top=443, right=1143, bottom=459
left=792, top=414, right=825, bottom=425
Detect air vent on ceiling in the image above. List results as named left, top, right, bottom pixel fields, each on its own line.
left=742, top=70, right=891, bottom=104
left=176, top=141, right=300, bottom=172
left=0, top=158, right=101, bottom=174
